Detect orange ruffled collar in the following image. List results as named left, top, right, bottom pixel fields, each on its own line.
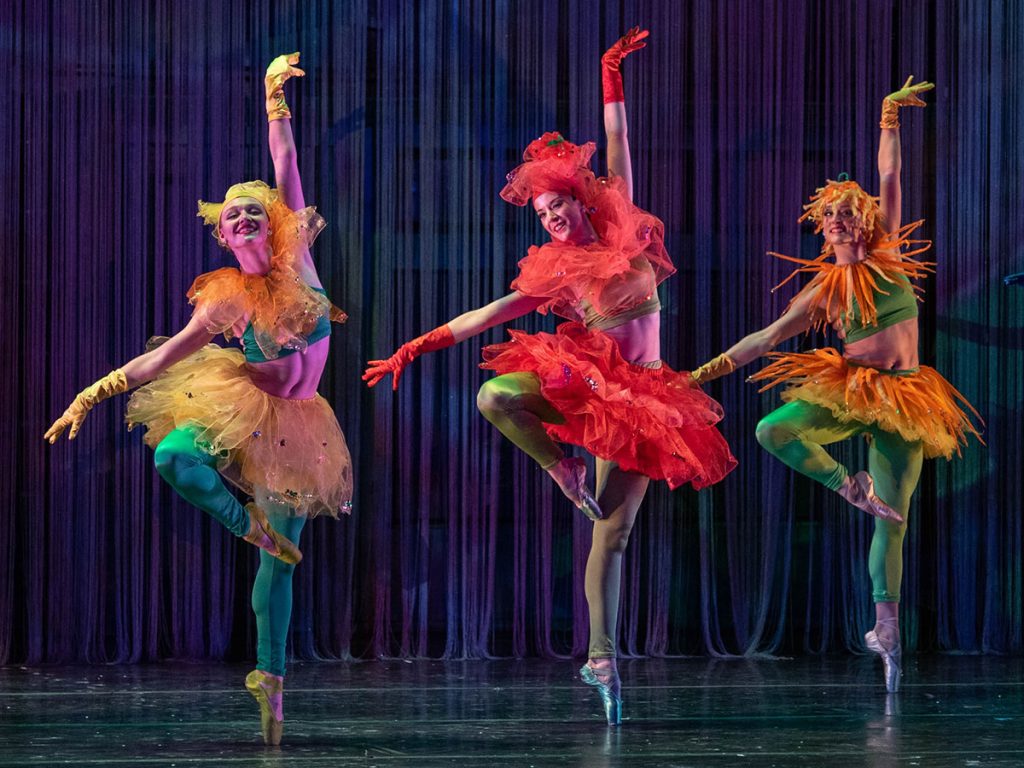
left=188, top=206, right=346, bottom=360
left=772, top=220, right=934, bottom=328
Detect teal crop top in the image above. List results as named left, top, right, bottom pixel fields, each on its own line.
left=843, top=274, right=918, bottom=344
left=242, top=287, right=332, bottom=363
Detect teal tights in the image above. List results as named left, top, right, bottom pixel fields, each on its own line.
left=755, top=400, right=924, bottom=602
left=154, top=427, right=304, bottom=676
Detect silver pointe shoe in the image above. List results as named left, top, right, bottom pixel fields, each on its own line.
left=579, top=663, right=622, bottom=725
left=865, top=620, right=902, bottom=693
left=561, top=458, right=604, bottom=521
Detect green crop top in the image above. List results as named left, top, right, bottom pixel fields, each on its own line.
left=843, top=274, right=918, bottom=344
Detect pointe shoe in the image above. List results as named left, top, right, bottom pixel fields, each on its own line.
left=838, top=472, right=904, bottom=525
left=865, top=620, right=902, bottom=693
left=553, top=458, right=604, bottom=521
left=242, top=503, right=302, bottom=564
left=579, top=662, right=622, bottom=726
left=245, top=669, right=284, bottom=746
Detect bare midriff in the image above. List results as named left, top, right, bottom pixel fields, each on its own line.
left=601, top=311, right=661, bottom=365
left=245, top=336, right=329, bottom=399
left=843, top=316, right=919, bottom=370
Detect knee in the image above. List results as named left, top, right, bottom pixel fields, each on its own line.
left=594, top=520, right=635, bottom=555
left=755, top=417, right=795, bottom=454
left=153, top=435, right=208, bottom=487
left=153, top=440, right=189, bottom=481
left=476, top=379, right=511, bottom=420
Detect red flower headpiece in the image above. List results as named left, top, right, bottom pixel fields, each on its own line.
left=500, top=132, right=597, bottom=206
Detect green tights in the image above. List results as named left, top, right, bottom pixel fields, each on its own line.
left=154, top=427, right=304, bottom=676
left=755, top=400, right=924, bottom=602
left=477, top=373, right=650, bottom=659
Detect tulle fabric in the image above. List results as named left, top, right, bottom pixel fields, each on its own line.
left=750, top=347, right=984, bottom=460
left=188, top=205, right=347, bottom=361
left=126, top=344, right=353, bottom=517
left=511, top=175, right=675, bottom=320
left=481, top=323, right=737, bottom=490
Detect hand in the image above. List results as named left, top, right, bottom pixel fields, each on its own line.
left=44, top=398, right=91, bottom=443
left=886, top=75, right=934, bottom=108
left=44, top=369, right=128, bottom=443
left=363, top=347, right=415, bottom=391
left=265, top=52, right=305, bottom=92
left=265, top=52, right=305, bottom=120
left=363, top=325, right=455, bottom=391
left=601, top=27, right=649, bottom=72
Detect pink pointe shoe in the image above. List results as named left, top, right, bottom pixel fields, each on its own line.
left=838, top=471, right=904, bottom=525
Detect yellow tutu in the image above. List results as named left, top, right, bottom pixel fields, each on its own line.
left=750, top=347, right=983, bottom=460
left=126, top=344, right=352, bottom=517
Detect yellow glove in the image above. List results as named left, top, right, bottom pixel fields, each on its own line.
left=691, top=353, right=736, bottom=385
left=265, top=52, right=305, bottom=122
left=44, top=369, right=128, bottom=443
left=880, top=75, right=934, bottom=129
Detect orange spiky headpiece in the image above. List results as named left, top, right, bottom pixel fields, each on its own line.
left=798, top=174, right=884, bottom=250
left=197, top=180, right=285, bottom=240
left=500, top=132, right=597, bottom=206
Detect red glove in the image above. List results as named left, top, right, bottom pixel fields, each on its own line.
left=602, top=27, right=649, bottom=104
left=363, top=325, right=455, bottom=390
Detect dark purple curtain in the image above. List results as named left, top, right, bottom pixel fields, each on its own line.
left=2, top=0, right=1019, bottom=665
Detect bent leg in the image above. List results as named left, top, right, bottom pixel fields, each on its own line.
left=586, top=459, right=649, bottom=660
left=476, top=372, right=565, bottom=468
left=153, top=427, right=249, bottom=536
left=755, top=400, right=862, bottom=491
left=251, top=490, right=307, bottom=678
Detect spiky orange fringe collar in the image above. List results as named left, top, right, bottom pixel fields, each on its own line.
left=771, top=220, right=934, bottom=329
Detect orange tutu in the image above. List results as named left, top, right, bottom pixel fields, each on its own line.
left=126, top=344, right=352, bottom=517
left=750, top=347, right=984, bottom=459
left=481, top=323, right=737, bottom=490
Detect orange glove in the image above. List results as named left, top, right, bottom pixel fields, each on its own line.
left=44, top=369, right=128, bottom=443
left=690, top=353, right=736, bottom=385
left=880, top=75, right=934, bottom=129
left=265, top=52, right=305, bottom=122
left=363, top=325, right=455, bottom=391
left=602, top=27, right=649, bottom=104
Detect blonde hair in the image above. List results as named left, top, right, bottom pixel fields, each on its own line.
left=798, top=177, right=884, bottom=253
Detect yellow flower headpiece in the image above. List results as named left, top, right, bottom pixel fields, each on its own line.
left=798, top=174, right=882, bottom=241
left=197, top=180, right=281, bottom=238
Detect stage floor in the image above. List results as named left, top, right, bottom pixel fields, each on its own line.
left=2, top=655, right=1022, bottom=767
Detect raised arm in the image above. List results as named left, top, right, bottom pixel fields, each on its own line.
left=601, top=27, right=648, bottom=203
left=265, top=53, right=306, bottom=211
left=877, top=75, right=933, bottom=234
left=363, top=292, right=545, bottom=390
left=690, top=289, right=818, bottom=384
left=44, top=315, right=214, bottom=443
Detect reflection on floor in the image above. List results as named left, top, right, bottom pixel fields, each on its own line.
left=1, top=655, right=1022, bottom=766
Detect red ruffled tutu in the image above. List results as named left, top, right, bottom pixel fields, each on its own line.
left=481, top=323, right=737, bottom=489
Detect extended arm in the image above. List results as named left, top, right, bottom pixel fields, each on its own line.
left=691, top=290, right=817, bottom=383
left=363, top=291, right=545, bottom=390
left=878, top=76, right=933, bottom=234
left=265, top=52, right=306, bottom=211
left=601, top=27, right=648, bottom=203
left=45, top=315, right=214, bottom=442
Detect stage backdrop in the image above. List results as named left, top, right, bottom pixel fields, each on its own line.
left=2, top=0, right=1020, bottom=665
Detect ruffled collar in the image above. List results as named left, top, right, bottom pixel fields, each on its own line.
left=187, top=206, right=346, bottom=360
